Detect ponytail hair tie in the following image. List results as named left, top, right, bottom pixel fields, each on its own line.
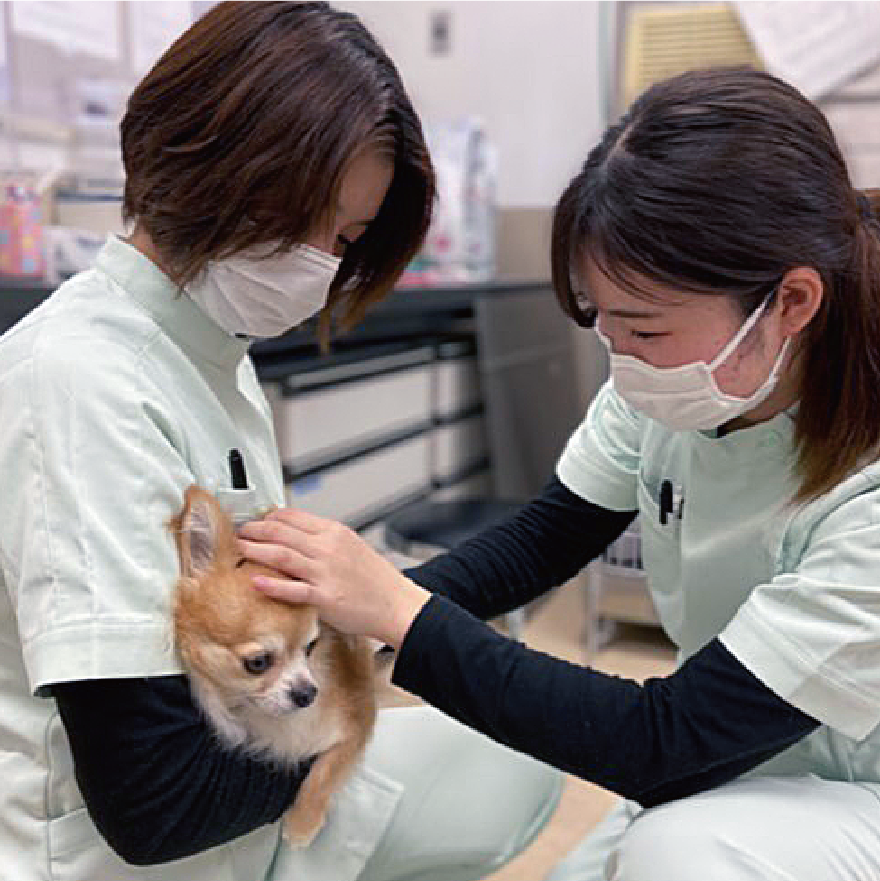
left=857, top=192, right=876, bottom=223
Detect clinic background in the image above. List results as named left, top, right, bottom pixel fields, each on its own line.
left=1, top=3, right=879, bottom=878
left=2, top=1, right=878, bottom=387
left=2, top=2, right=879, bottom=411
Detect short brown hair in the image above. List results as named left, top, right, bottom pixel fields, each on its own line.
left=552, top=66, right=880, bottom=502
left=121, top=1, right=434, bottom=337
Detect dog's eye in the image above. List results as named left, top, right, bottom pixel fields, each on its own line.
left=305, top=637, right=319, bottom=657
left=242, top=651, right=275, bottom=675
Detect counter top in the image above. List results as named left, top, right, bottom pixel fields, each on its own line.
left=0, top=274, right=555, bottom=378
left=0, top=274, right=551, bottom=326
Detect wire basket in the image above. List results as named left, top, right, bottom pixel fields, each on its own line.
left=586, top=518, right=660, bottom=641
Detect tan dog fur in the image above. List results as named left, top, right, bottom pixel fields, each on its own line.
left=170, top=485, right=376, bottom=847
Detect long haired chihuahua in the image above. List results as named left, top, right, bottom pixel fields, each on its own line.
left=170, top=485, right=376, bottom=846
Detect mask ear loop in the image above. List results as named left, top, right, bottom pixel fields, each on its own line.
left=593, top=325, right=613, bottom=352
left=707, top=286, right=779, bottom=371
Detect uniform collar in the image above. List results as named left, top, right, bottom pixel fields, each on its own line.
left=95, top=235, right=251, bottom=369
left=697, top=406, right=796, bottom=451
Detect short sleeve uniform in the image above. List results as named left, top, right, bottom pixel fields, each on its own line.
left=0, top=237, right=332, bottom=880
left=558, top=381, right=880, bottom=785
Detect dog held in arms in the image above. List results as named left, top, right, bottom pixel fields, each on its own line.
left=170, top=485, right=376, bottom=846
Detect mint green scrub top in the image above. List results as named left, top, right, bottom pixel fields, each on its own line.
left=0, top=237, right=399, bottom=881
left=557, top=382, right=880, bottom=785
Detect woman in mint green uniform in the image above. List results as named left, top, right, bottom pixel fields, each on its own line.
left=240, top=67, right=880, bottom=881
left=0, top=4, right=560, bottom=880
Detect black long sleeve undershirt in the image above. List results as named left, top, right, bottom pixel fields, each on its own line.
left=404, top=475, right=637, bottom=619
left=53, top=674, right=311, bottom=866
left=393, top=596, right=820, bottom=808
left=395, top=475, right=819, bottom=807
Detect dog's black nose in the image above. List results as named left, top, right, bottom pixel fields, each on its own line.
left=290, top=682, right=317, bottom=708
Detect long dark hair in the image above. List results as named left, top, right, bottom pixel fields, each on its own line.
left=552, top=66, right=880, bottom=502
left=121, top=1, right=434, bottom=339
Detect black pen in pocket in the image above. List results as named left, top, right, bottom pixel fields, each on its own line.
left=229, top=448, right=249, bottom=490
left=659, top=480, right=673, bottom=525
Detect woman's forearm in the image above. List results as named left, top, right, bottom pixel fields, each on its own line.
left=53, top=675, right=310, bottom=865
left=392, top=595, right=818, bottom=808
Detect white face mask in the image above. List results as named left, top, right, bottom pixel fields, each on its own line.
left=596, top=291, right=791, bottom=431
left=186, top=243, right=341, bottom=339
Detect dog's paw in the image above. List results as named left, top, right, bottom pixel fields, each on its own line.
left=282, top=810, right=326, bottom=848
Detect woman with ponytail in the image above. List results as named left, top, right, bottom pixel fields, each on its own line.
left=240, top=67, right=880, bottom=880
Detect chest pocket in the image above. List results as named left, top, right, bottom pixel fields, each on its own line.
left=636, top=467, right=685, bottom=644
left=214, top=486, right=263, bottom=527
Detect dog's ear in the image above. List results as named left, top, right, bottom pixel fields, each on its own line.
left=176, top=486, right=229, bottom=579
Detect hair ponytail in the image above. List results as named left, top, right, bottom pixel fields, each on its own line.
left=794, top=188, right=880, bottom=500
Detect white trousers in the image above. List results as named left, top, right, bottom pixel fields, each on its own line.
left=545, top=776, right=880, bottom=881
left=270, top=706, right=563, bottom=881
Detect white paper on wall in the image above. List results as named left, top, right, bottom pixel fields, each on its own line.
left=128, top=2, right=192, bottom=76
left=10, top=1, right=120, bottom=62
left=0, top=8, right=7, bottom=68
left=191, top=2, right=216, bottom=19
left=0, top=11, right=9, bottom=106
left=735, top=2, right=880, bottom=101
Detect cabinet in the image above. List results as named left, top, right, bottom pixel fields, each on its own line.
left=265, top=334, right=502, bottom=532
left=269, top=343, right=435, bottom=530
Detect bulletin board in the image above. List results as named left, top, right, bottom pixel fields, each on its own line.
left=0, top=1, right=204, bottom=184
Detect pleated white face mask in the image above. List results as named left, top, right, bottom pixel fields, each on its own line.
left=596, top=291, right=791, bottom=431
left=187, top=243, right=341, bottom=339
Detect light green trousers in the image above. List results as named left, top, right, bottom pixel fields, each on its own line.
left=545, top=776, right=880, bottom=881
left=270, top=706, right=563, bottom=881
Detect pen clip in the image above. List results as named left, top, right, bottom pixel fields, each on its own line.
left=659, top=479, right=673, bottom=526
left=228, top=448, right=249, bottom=490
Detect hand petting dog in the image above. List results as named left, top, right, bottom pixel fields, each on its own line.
left=238, top=509, right=431, bottom=650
